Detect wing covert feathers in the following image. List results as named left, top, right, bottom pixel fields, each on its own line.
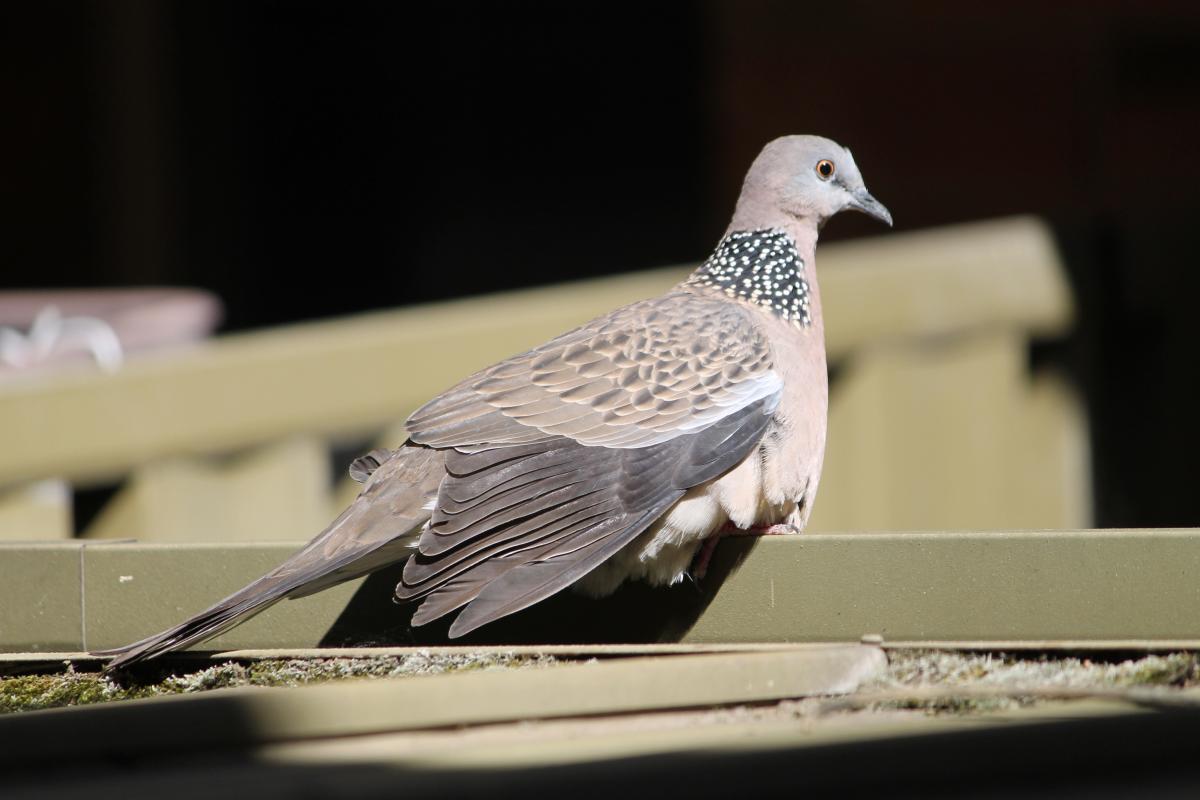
left=407, top=291, right=781, bottom=450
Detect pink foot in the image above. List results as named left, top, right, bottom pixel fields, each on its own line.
left=691, top=523, right=801, bottom=579
left=691, top=536, right=722, bottom=580
left=721, top=522, right=801, bottom=536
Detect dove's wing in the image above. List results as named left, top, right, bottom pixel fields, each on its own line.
left=399, top=290, right=781, bottom=635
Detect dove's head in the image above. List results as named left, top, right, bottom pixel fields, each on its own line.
left=736, top=135, right=892, bottom=229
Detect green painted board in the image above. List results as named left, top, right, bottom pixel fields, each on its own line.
left=686, top=530, right=1200, bottom=643
left=0, top=543, right=82, bottom=652
left=82, top=542, right=366, bottom=653
left=2, top=530, right=1199, bottom=653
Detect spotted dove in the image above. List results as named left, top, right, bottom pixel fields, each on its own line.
left=101, top=135, right=891, bottom=669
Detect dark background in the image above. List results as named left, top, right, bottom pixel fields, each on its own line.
left=3, top=1, right=1199, bottom=528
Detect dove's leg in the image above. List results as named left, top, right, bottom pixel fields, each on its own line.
left=691, top=522, right=800, bottom=579
left=737, top=523, right=801, bottom=536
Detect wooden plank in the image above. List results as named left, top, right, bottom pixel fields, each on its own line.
left=3, top=530, right=1199, bottom=654
left=0, top=270, right=681, bottom=487
left=83, top=438, right=334, bottom=542
left=685, top=532, right=1200, bottom=643
left=812, top=331, right=1089, bottom=531
left=0, top=642, right=814, bottom=670
left=8, top=697, right=1200, bottom=797
left=0, top=544, right=82, bottom=652
left=0, top=481, right=71, bottom=540
left=12, top=639, right=1200, bottom=672
left=819, top=215, right=1071, bottom=353
left=0, top=216, right=1069, bottom=487
left=0, top=646, right=886, bottom=764
left=81, top=542, right=366, bottom=653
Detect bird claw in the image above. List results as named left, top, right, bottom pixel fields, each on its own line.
left=720, top=522, right=801, bottom=536
left=756, top=523, right=802, bottom=536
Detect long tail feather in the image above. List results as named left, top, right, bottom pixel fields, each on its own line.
left=98, top=445, right=442, bottom=670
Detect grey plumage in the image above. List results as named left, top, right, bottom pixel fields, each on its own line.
left=99, top=135, right=890, bottom=670
left=403, top=394, right=778, bottom=636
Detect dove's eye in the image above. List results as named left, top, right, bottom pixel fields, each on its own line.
left=816, top=160, right=835, bottom=180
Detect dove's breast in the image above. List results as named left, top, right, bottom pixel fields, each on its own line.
left=754, top=308, right=829, bottom=528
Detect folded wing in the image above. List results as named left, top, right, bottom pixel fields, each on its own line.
left=399, top=291, right=782, bottom=635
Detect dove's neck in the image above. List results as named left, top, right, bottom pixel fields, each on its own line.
left=726, top=199, right=821, bottom=255
left=685, top=211, right=823, bottom=330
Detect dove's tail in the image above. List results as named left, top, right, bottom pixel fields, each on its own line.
left=97, top=445, right=443, bottom=671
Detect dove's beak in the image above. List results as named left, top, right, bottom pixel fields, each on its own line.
left=848, top=190, right=893, bottom=227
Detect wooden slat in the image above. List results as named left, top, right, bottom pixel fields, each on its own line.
left=3, top=530, right=1199, bottom=653
left=0, top=216, right=1069, bottom=487
left=0, top=646, right=885, bottom=764
left=83, top=438, right=334, bottom=542
left=0, top=481, right=72, bottom=540
left=812, top=330, right=1090, bottom=531
left=0, top=543, right=82, bottom=652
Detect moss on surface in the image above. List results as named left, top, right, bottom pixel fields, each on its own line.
left=882, top=649, right=1200, bottom=689
left=0, top=667, right=158, bottom=713
left=0, top=652, right=555, bottom=715
left=4, top=648, right=1197, bottom=718
left=864, top=650, right=1200, bottom=714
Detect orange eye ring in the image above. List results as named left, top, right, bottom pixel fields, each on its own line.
left=816, top=159, right=835, bottom=180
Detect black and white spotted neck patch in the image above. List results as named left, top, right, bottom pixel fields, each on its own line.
left=687, top=228, right=810, bottom=325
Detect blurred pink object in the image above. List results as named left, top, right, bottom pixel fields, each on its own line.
left=0, top=289, right=222, bottom=378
